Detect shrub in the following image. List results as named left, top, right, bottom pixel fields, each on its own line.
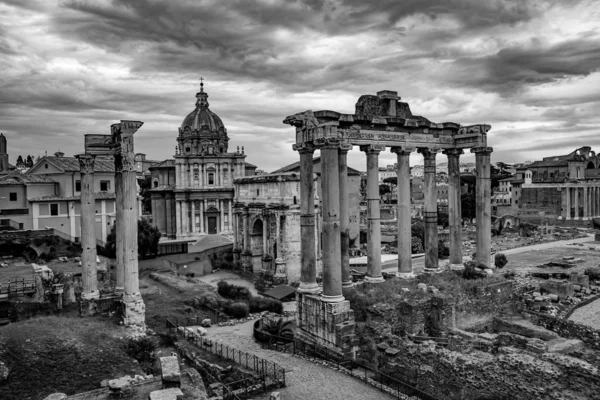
left=411, top=236, right=424, bottom=254
left=224, top=302, right=249, bottom=319
left=123, top=337, right=157, bottom=373
left=584, top=267, right=600, bottom=281
left=217, top=280, right=252, bottom=300
left=503, top=270, right=516, bottom=279
left=249, top=296, right=283, bottom=314
left=495, top=253, right=508, bottom=269
left=438, top=240, right=449, bottom=259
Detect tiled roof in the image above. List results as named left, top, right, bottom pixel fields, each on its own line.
left=150, top=159, right=176, bottom=169
left=0, top=173, right=56, bottom=185
left=527, top=159, right=570, bottom=168
left=245, top=162, right=257, bottom=169
left=271, top=156, right=361, bottom=175
left=29, top=192, right=116, bottom=202
left=32, top=156, right=115, bottom=173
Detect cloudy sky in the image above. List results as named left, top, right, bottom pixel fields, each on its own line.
left=1, top=0, right=599, bottom=172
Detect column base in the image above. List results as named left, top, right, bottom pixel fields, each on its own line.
left=122, top=292, right=146, bottom=328
left=342, top=280, right=354, bottom=288
left=320, top=293, right=345, bottom=303
left=449, top=263, right=465, bottom=271
left=423, top=267, right=443, bottom=274
left=115, top=286, right=124, bottom=295
left=396, top=272, right=415, bottom=279
left=81, top=290, right=100, bottom=300
left=297, top=282, right=321, bottom=294
left=364, top=275, right=385, bottom=283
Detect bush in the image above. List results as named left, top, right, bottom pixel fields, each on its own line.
left=249, top=296, right=283, bottom=314
left=495, top=253, right=508, bottom=269
left=224, top=302, right=249, bottom=319
left=217, top=281, right=252, bottom=300
left=123, top=337, right=157, bottom=373
left=438, top=240, right=449, bottom=259
left=411, top=236, right=424, bottom=254
left=503, top=270, right=516, bottom=279
left=462, top=261, right=487, bottom=280
left=584, top=267, right=600, bottom=281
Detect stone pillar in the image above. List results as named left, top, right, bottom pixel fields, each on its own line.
left=321, top=141, right=344, bottom=301
left=419, top=148, right=439, bottom=272
left=583, top=187, right=589, bottom=220
left=294, top=143, right=319, bottom=294
left=181, top=201, right=188, bottom=235
left=199, top=200, right=204, bottom=233
left=220, top=199, right=225, bottom=232
left=338, top=142, right=353, bottom=290
left=262, top=214, right=268, bottom=255
left=243, top=210, right=250, bottom=251
left=276, top=213, right=281, bottom=256
left=228, top=200, right=233, bottom=232
left=175, top=201, right=182, bottom=237
left=445, top=148, right=464, bottom=269
left=165, top=194, right=173, bottom=238
left=115, top=155, right=125, bottom=292
left=76, top=154, right=99, bottom=300
left=112, top=121, right=145, bottom=327
left=361, top=144, right=385, bottom=283
left=472, top=147, right=493, bottom=268
left=565, top=187, right=571, bottom=220
left=191, top=201, right=196, bottom=233
left=391, top=147, right=413, bottom=278
left=574, top=187, right=580, bottom=220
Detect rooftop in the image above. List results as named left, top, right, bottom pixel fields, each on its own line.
left=0, top=173, right=56, bottom=185
left=271, top=156, right=361, bottom=175
left=30, top=156, right=115, bottom=173
left=29, top=192, right=116, bottom=202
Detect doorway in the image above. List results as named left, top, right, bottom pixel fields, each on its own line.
left=207, top=216, right=217, bottom=234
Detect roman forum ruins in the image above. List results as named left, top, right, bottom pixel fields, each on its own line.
left=78, top=120, right=146, bottom=327
left=284, top=90, right=492, bottom=356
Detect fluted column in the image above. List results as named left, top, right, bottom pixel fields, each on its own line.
left=565, top=187, right=571, bottom=220
left=165, top=194, right=173, bottom=238
left=419, top=148, right=439, bottom=272
left=175, top=201, right=182, bottom=237
left=472, top=146, right=493, bottom=268
left=76, top=154, right=99, bottom=300
left=181, top=201, right=188, bottom=235
left=392, top=147, right=414, bottom=278
left=445, top=148, right=464, bottom=269
left=262, top=214, right=268, bottom=255
left=243, top=210, right=250, bottom=252
left=361, top=144, right=386, bottom=283
left=321, top=140, right=344, bottom=301
left=228, top=200, right=233, bottom=232
left=294, top=143, right=319, bottom=293
left=338, top=142, right=353, bottom=290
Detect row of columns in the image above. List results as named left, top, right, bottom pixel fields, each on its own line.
left=295, top=140, right=493, bottom=302
left=175, top=199, right=233, bottom=236
left=175, top=161, right=243, bottom=188
left=564, top=186, right=600, bottom=220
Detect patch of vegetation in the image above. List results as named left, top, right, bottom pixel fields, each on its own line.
left=249, top=296, right=283, bottom=314
left=123, top=336, right=158, bottom=374
left=224, top=302, right=249, bottom=319
left=262, top=318, right=294, bottom=339
left=217, top=280, right=252, bottom=300
left=495, top=253, right=508, bottom=269
left=104, top=219, right=161, bottom=259
left=585, top=267, right=600, bottom=281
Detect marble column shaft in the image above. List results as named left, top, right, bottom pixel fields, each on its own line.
left=295, top=144, right=318, bottom=293
left=191, top=201, right=196, bottom=233
left=262, top=213, right=268, bottom=255
left=392, top=148, right=413, bottom=277
left=77, top=155, right=99, bottom=300
left=565, top=187, right=571, bottom=219
left=420, top=148, right=439, bottom=271
left=446, top=149, right=464, bottom=266
left=362, top=144, right=385, bottom=282
left=583, top=187, right=589, bottom=219
left=472, top=147, right=493, bottom=268
left=574, top=187, right=580, bottom=219
left=338, top=143, right=353, bottom=288
left=115, top=163, right=125, bottom=292
left=243, top=210, right=250, bottom=251
left=199, top=200, right=204, bottom=233
left=321, top=142, right=343, bottom=301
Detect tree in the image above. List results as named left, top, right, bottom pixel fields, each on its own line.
left=104, top=219, right=162, bottom=259
left=137, top=175, right=152, bottom=215
left=411, top=222, right=425, bottom=244
left=437, top=211, right=449, bottom=228
left=461, top=193, right=476, bottom=220
left=379, top=184, right=391, bottom=203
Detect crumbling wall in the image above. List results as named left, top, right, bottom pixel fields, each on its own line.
left=528, top=312, right=600, bottom=350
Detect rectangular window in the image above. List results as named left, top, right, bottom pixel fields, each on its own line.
left=208, top=173, right=214, bottom=185
left=100, top=180, right=110, bottom=191
left=75, top=180, right=81, bottom=192
left=9, top=192, right=17, bottom=201
left=50, top=203, right=59, bottom=216
left=18, top=223, right=23, bottom=230
left=39, top=204, right=49, bottom=216
left=257, top=189, right=260, bottom=196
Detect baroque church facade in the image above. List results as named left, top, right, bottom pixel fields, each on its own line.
left=150, top=83, right=256, bottom=239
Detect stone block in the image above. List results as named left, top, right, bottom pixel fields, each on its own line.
left=149, top=388, right=184, bottom=400
left=493, top=318, right=559, bottom=341
left=270, top=392, right=281, bottom=400
left=376, top=342, right=389, bottom=351
left=109, top=376, right=132, bottom=390
left=160, top=356, right=181, bottom=383
left=196, top=327, right=208, bottom=336
left=385, top=347, right=401, bottom=357
left=570, top=273, right=590, bottom=288
left=417, top=283, right=427, bottom=293
left=201, top=318, right=212, bottom=327
left=540, top=279, right=574, bottom=299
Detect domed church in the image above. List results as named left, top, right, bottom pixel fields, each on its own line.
left=149, top=81, right=256, bottom=239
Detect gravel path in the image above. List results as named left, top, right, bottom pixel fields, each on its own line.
left=201, top=320, right=395, bottom=400
left=567, top=296, right=600, bottom=330
left=501, top=235, right=594, bottom=255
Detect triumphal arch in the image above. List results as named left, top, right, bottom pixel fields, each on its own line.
left=284, top=90, right=492, bottom=357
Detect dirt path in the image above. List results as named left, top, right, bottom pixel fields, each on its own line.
left=501, top=235, right=594, bottom=256
left=568, top=297, right=600, bottom=330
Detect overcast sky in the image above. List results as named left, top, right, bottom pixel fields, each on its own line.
left=1, top=0, right=599, bottom=172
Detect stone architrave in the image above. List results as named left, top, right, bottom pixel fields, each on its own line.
left=445, top=148, right=464, bottom=270
left=391, top=147, right=414, bottom=278
left=419, top=148, right=439, bottom=272
left=472, top=147, right=493, bottom=268
left=361, top=143, right=385, bottom=283
left=338, top=141, right=354, bottom=290
left=294, top=143, right=319, bottom=294
left=76, top=154, right=100, bottom=300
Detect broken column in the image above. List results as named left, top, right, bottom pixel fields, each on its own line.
left=420, top=148, right=439, bottom=272
left=392, top=146, right=414, bottom=278
left=112, top=121, right=145, bottom=327
left=472, top=146, right=493, bottom=268
left=445, top=148, right=464, bottom=270
left=339, top=141, right=353, bottom=291
left=76, top=154, right=100, bottom=300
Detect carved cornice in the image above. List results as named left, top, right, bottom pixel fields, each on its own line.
left=314, top=137, right=341, bottom=148
left=76, top=154, right=95, bottom=174
left=390, top=146, right=415, bottom=155
left=338, top=141, right=353, bottom=153
left=471, top=146, right=494, bottom=155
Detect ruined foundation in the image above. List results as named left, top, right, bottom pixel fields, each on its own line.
left=122, top=293, right=146, bottom=328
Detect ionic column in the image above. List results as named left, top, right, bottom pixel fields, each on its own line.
left=574, top=187, right=580, bottom=219
left=420, top=148, right=439, bottom=272
left=115, top=160, right=125, bottom=292
left=445, top=148, right=464, bottom=269
left=276, top=212, right=281, bottom=255
left=199, top=200, right=204, bottom=233
left=472, top=147, right=493, bottom=268
left=361, top=144, right=386, bottom=283
left=228, top=200, right=233, bottom=232
left=565, top=187, right=571, bottom=220
left=583, top=187, right=589, bottom=220
left=294, top=143, right=319, bottom=293
left=391, top=147, right=414, bottom=278
left=321, top=140, right=344, bottom=301
left=76, top=154, right=99, bottom=300
left=191, top=201, right=196, bottom=233
left=338, top=142, right=353, bottom=289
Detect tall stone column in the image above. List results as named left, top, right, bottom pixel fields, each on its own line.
left=574, top=187, right=580, bottom=219
left=321, top=141, right=344, bottom=301
left=243, top=210, right=250, bottom=251
left=165, top=194, right=173, bottom=238
left=294, top=143, right=319, bottom=294
left=191, top=201, right=196, bottom=233
left=361, top=144, right=386, bottom=283
left=199, top=200, right=204, bottom=233
left=175, top=201, right=182, bottom=237
left=182, top=201, right=188, bottom=235
left=112, top=121, right=145, bottom=327
left=115, top=155, right=125, bottom=292
left=228, top=200, right=233, bottom=232
left=391, top=147, right=414, bottom=278
left=445, top=148, right=464, bottom=269
left=276, top=213, right=281, bottom=255
left=262, top=214, right=268, bottom=255
left=565, top=187, right=571, bottom=220
left=338, top=142, right=353, bottom=290
left=472, top=147, right=493, bottom=268
left=583, top=187, right=589, bottom=220
left=220, top=200, right=225, bottom=232
left=76, top=154, right=100, bottom=300
left=419, top=148, right=439, bottom=272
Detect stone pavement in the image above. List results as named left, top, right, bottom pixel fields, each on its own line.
left=203, top=320, right=395, bottom=400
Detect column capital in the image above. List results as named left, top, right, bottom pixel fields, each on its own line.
left=390, top=146, right=415, bottom=155
left=338, top=141, right=353, bottom=153
left=443, top=148, right=464, bottom=157
left=360, top=144, right=386, bottom=154
left=471, top=146, right=494, bottom=155
left=418, top=147, right=440, bottom=159
left=314, top=137, right=341, bottom=148
left=75, top=154, right=96, bottom=174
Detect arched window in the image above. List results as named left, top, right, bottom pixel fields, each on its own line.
left=153, top=178, right=159, bottom=188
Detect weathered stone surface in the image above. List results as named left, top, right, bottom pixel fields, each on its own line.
left=376, top=342, right=389, bottom=351
left=570, top=273, right=590, bottom=288
left=493, top=318, right=560, bottom=341
left=42, top=394, right=67, bottom=400
left=149, top=387, right=184, bottom=400
left=269, top=392, right=281, bottom=400
left=196, top=327, right=208, bottom=336
left=385, top=347, right=401, bottom=356
left=540, top=279, right=574, bottom=299
left=108, top=376, right=132, bottom=390
left=201, top=318, right=211, bottom=327
left=547, top=338, right=584, bottom=354
left=160, top=356, right=181, bottom=383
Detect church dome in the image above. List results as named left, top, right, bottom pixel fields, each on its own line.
left=181, top=107, right=225, bottom=133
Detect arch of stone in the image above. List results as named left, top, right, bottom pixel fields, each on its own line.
left=283, top=90, right=493, bottom=357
